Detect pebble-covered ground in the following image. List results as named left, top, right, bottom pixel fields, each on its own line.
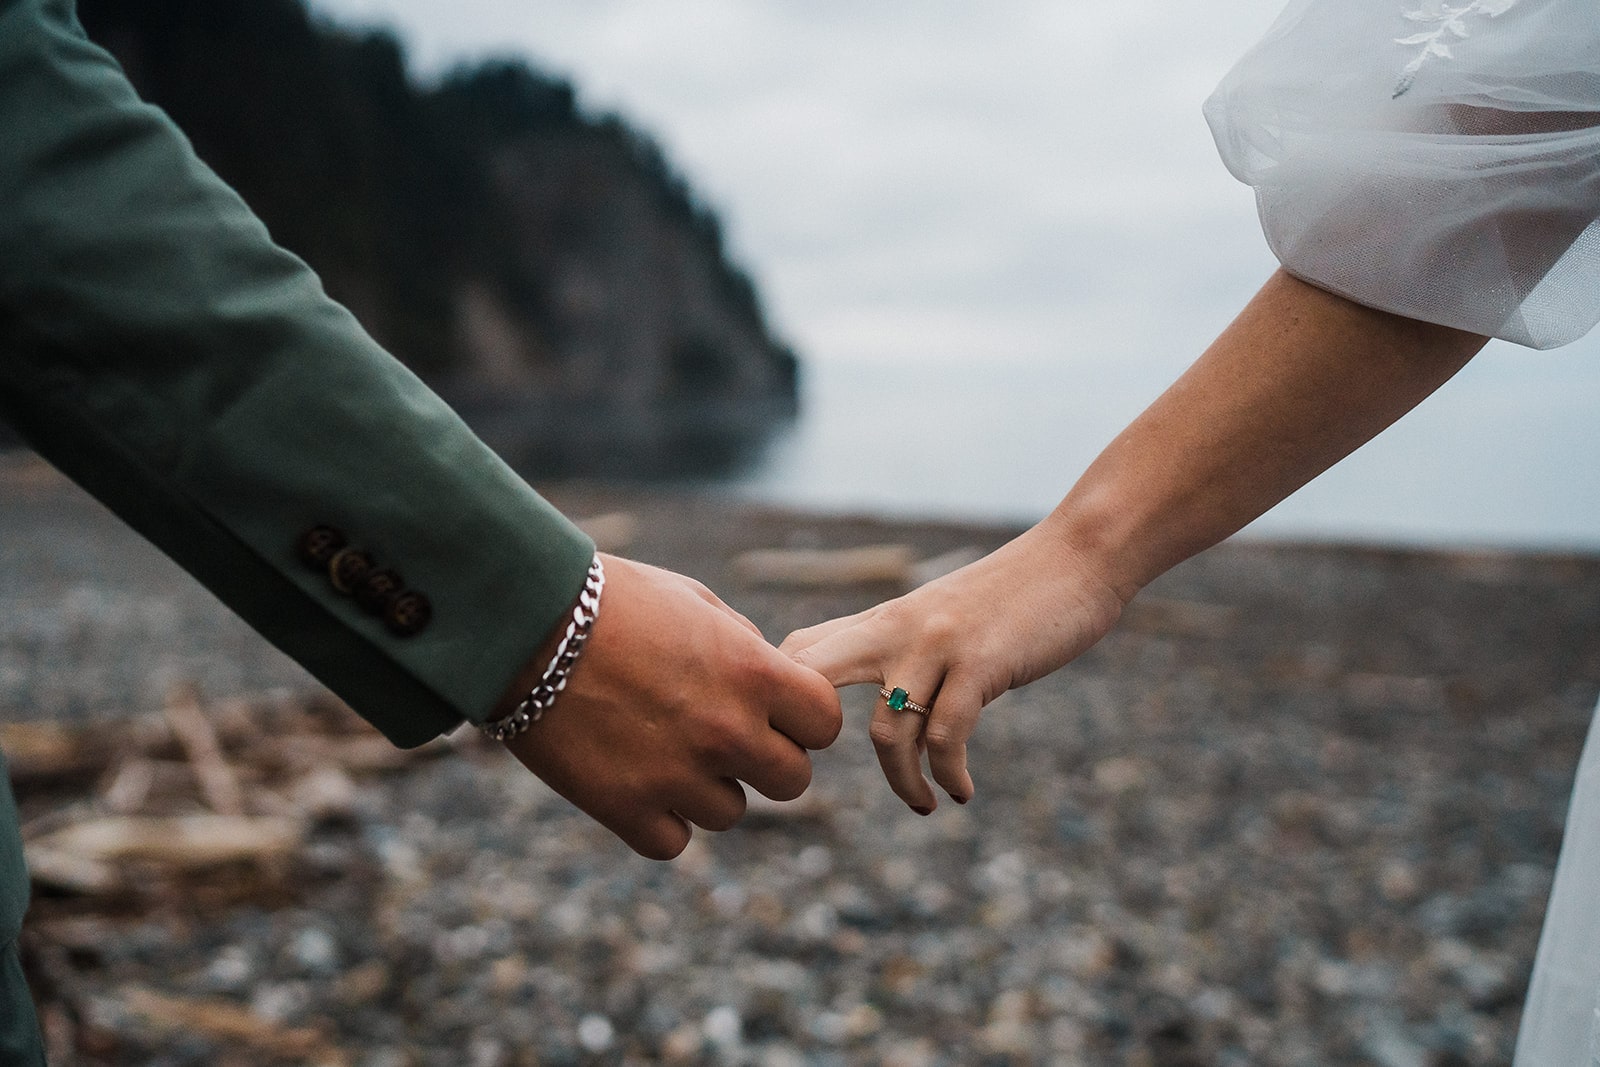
left=6, top=457, right=1600, bottom=1066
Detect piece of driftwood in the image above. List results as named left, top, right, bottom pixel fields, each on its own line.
left=734, top=544, right=917, bottom=588
left=15, top=687, right=435, bottom=901
left=121, top=986, right=346, bottom=1064
left=98, top=758, right=160, bottom=815
left=260, top=735, right=415, bottom=774
left=100, top=757, right=251, bottom=817
left=27, top=814, right=302, bottom=870
left=743, top=789, right=832, bottom=823
left=0, top=721, right=105, bottom=785
left=163, top=686, right=245, bottom=816
left=22, top=844, right=121, bottom=895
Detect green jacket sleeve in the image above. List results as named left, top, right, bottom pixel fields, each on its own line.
left=0, top=0, right=595, bottom=747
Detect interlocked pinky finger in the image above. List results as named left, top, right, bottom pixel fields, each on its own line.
left=779, top=607, right=877, bottom=657
left=784, top=618, right=892, bottom=689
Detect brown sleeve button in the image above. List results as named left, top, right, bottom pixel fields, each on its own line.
left=384, top=590, right=433, bottom=637
left=327, top=547, right=375, bottom=595
left=355, top=568, right=405, bottom=615
left=297, top=525, right=347, bottom=569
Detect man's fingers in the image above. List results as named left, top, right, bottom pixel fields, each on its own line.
left=618, top=810, right=693, bottom=861
left=785, top=621, right=888, bottom=689
left=670, top=778, right=749, bottom=833
left=735, top=733, right=814, bottom=802
left=763, top=654, right=845, bottom=751
left=868, top=669, right=942, bottom=813
left=510, top=555, right=855, bottom=858
left=923, top=672, right=984, bottom=803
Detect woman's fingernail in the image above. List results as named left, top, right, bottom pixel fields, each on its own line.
left=953, top=794, right=969, bottom=805
left=911, top=805, right=933, bottom=816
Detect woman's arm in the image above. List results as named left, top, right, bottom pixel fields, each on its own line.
left=784, top=269, right=1488, bottom=812
left=1061, top=269, right=1487, bottom=599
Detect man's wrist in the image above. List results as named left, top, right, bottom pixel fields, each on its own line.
left=483, top=553, right=605, bottom=742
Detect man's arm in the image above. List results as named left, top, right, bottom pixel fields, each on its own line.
left=0, top=0, right=592, bottom=743
left=0, top=0, right=839, bottom=856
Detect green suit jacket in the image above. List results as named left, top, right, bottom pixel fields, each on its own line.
left=0, top=0, right=595, bottom=1050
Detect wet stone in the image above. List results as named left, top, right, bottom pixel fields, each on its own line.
left=12, top=483, right=1597, bottom=1065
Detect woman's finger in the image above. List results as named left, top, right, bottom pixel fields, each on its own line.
left=779, top=606, right=878, bottom=657
left=868, top=668, right=943, bottom=813
left=785, top=617, right=893, bottom=688
left=922, top=670, right=986, bottom=803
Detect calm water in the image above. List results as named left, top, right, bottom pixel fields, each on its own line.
left=713, top=350, right=1600, bottom=551
left=303, top=0, right=1600, bottom=552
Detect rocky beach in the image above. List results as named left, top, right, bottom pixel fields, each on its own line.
left=4, top=452, right=1600, bottom=1066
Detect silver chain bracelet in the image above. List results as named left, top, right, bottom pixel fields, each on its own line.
left=481, top=553, right=605, bottom=742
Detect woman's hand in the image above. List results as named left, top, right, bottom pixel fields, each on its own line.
left=784, top=271, right=1487, bottom=817
left=780, top=523, right=1126, bottom=813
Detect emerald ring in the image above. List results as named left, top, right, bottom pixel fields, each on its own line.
left=880, top=686, right=931, bottom=716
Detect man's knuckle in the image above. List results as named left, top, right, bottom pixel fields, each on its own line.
left=713, top=636, right=769, bottom=686
left=699, top=714, right=749, bottom=762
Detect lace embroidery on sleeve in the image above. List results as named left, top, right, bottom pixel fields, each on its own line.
left=1393, top=0, right=1520, bottom=97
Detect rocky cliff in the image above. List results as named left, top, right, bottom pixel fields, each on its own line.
left=72, top=0, right=798, bottom=475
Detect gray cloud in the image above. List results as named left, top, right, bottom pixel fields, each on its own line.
left=308, top=0, right=1600, bottom=544
left=311, top=0, right=1289, bottom=364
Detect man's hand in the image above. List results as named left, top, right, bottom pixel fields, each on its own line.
left=500, top=555, right=842, bottom=859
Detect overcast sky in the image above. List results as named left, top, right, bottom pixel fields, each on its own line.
left=305, top=1, right=1600, bottom=545
left=310, top=0, right=1289, bottom=367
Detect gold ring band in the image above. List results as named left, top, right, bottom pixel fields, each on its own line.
left=880, top=686, right=930, bottom=716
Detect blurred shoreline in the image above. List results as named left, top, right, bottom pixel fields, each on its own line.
left=710, top=357, right=1600, bottom=554
left=6, top=449, right=1600, bottom=1063
left=3, top=446, right=1599, bottom=725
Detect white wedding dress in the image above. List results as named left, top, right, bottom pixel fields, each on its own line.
left=1205, top=1, right=1600, bottom=1061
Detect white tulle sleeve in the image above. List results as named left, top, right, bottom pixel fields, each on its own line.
left=1204, top=0, right=1600, bottom=349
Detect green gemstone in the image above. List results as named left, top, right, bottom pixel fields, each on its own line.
left=887, top=687, right=909, bottom=711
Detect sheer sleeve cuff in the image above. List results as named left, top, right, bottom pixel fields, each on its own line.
left=1205, top=0, right=1600, bottom=349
